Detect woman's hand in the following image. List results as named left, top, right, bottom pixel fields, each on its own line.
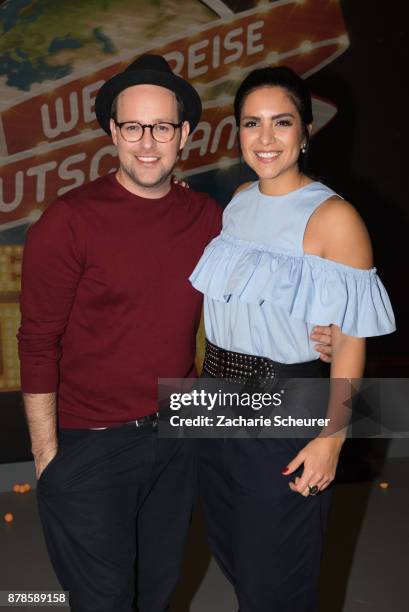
left=282, top=437, right=344, bottom=496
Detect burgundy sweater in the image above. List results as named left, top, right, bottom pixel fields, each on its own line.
left=18, top=174, right=222, bottom=428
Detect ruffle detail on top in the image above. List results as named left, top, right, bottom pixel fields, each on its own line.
left=189, top=232, right=396, bottom=338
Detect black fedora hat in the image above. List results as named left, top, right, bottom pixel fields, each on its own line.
left=95, top=54, right=202, bottom=135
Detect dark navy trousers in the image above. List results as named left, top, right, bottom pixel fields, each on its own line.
left=199, top=438, right=332, bottom=612
left=37, top=425, right=197, bottom=612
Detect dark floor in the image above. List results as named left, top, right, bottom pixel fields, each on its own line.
left=1, top=457, right=408, bottom=611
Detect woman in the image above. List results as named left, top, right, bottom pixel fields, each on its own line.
left=189, top=67, right=395, bottom=611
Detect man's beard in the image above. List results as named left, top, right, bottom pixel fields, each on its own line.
left=122, top=159, right=176, bottom=190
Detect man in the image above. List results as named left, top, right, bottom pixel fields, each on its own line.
left=18, top=54, right=331, bottom=611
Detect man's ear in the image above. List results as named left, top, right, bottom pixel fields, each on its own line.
left=110, top=118, right=118, bottom=146
left=179, top=120, right=191, bottom=150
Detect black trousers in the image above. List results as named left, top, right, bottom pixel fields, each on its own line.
left=37, top=425, right=197, bottom=612
left=197, top=356, right=332, bottom=612
left=199, top=437, right=332, bottom=612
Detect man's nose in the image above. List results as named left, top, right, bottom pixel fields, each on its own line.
left=139, top=126, right=155, bottom=146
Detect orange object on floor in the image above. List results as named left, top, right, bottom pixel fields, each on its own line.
left=4, top=513, right=14, bottom=523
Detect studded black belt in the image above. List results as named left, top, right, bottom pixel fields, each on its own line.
left=203, top=339, right=326, bottom=389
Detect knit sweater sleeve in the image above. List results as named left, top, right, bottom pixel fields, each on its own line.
left=18, top=199, right=85, bottom=393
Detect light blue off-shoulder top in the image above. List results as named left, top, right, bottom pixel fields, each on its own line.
left=189, top=181, right=396, bottom=364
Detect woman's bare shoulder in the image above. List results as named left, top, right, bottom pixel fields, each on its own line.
left=305, top=196, right=373, bottom=269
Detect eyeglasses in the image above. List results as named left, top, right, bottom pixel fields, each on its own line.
left=114, top=120, right=183, bottom=143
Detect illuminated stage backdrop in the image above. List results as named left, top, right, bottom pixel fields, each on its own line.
left=0, top=0, right=348, bottom=397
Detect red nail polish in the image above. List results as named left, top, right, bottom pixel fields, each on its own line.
left=281, top=467, right=289, bottom=474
